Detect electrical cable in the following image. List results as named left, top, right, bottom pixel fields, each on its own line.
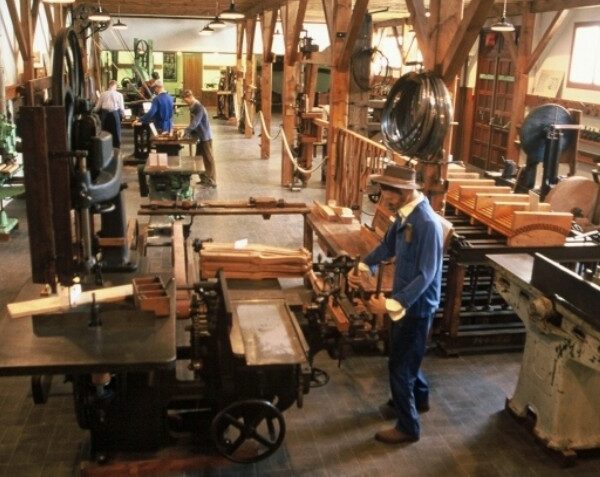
left=380, top=71, right=453, bottom=159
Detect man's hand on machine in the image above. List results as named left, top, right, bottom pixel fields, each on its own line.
left=367, top=294, right=407, bottom=321
left=347, top=262, right=371, bottom=289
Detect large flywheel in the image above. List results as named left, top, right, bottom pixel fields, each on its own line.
left=51, top=28, right=84, bottom=148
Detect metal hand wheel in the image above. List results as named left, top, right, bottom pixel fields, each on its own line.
left=210, top=399, right=286, bottom=463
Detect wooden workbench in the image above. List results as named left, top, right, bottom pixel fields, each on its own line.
left=306, top=213, right=394, bottom=294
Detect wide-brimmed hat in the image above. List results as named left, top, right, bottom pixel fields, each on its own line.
left=370, top=164, right=421, bottom=190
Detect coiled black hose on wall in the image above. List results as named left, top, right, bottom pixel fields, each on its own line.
left=381, top=71, right=454, bottom=159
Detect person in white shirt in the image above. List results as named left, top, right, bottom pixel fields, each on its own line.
left=95, top=79, right=125, bottom=148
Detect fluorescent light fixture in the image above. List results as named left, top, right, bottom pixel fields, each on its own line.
left=491, top=0, right=515, bottom=32
left=221, top=0, right=245, bottom=20
left=199, top=24, right=214, bottom=36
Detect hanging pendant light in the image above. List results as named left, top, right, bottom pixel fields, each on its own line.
left=491, top=0, right=515, bottom=32
left=220, top=0, right=245, bottom=20
left=42, top=0, right=74, bottom=4
left=89, top=2, right=111, bottom=22
left=199, top=24, right=215, bottom=36
left=112, top=6, right=127, bottom=30
left=209, top=0, right=227, bottom=29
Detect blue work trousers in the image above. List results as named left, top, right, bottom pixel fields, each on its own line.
left=389, top=313, right=433, bottom=439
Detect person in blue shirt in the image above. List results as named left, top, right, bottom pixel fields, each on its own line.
left=348, top=164, right=443, bottom=445
left=181, top=89, right=216, bottom=188
left=139, top=80, right=173, bottom=133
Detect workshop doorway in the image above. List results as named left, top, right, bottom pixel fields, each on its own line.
left=183, top=53, right=203, bottom=97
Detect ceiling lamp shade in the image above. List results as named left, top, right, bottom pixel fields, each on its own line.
left=41, top=0, right=75, bottom=4
left=112, top=18, right=127, bottom=30
left=89, top=5, right=111, bottom=22
left=209, top=16, right=227, bottom=29
left=199, top=24, right=215, bottom=36
left=221, top=1, right=245, bottom=20
left=491, top=0, right=515, bottom=32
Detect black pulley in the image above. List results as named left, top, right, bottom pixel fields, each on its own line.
left=519, top=104, right=575, bottom=164
left=380, top=71, right=453, bottom=159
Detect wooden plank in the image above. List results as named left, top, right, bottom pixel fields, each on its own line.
left=337, top=0, right=370, bottom=70
left=20, top=0, right=34, bottom=82
left=244, top=18, right=257, bottom=138
left=442, top=0, right=495, bottom=81
left=8, top=284, right=133, bottom=319
left=524, top=10, right=569, bottom=75
left=260, top=60, right=273, bottom=159
left=236, top=22, right=244, bottom=60
left=172, top=221, right=187, bottom=288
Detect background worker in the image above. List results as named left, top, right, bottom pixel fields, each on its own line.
left=94, top=79, right=125, bottom=148
left=180, top=89, right=216, bottom=188
left=140, top=71, right=160, bottom=99
left=139, top=80, right=174, bottom=134
left=348, top=164, right=443, bottom=445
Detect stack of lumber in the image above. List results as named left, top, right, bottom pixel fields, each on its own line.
left=145, top=153, right=169, bottom=171
left=312, top=201, right=356, bottom=224
left=200, top=243, right=312, bottom=280
left=446, top=165, right=572, bottom=246
left=0, top=162, right=19, bottom=175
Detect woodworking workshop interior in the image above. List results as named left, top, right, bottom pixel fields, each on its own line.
left=1, top=0, right=600, bottom=476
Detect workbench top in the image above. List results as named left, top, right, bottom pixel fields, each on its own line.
left=144, top=155, right=204, bottom=175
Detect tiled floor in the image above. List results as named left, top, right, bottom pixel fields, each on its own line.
left=0, top=117, right=599, bottom=476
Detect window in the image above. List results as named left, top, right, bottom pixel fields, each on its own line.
left=568, top=22, right=600, bottom=90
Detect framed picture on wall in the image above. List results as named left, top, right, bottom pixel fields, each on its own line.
left=163, top=52, right=177, bottom=81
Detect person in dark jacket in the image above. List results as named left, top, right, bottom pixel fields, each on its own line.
left=139, top=80, right=173, bottom=133
left=181, top=89, right=216, bottom=188
left=348, top=164, right=443, bottom=445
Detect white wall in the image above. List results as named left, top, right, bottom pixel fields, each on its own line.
left=533, top=6, right=600, bottom=103
left=0, top=3, right=53, bottom=87
left=100, top=17, right=330, bottom=55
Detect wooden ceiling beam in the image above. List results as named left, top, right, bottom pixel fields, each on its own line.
left=530, top=0, right=600, bottom=13
left=245, top=16, right=257, bottom=60
left=405, top=0, right=432, bottom=68
left=43, top=3, right=58, bottom=41
left=524, top=9, right=569, bottom=74
left=282, top=0, right=308, bottom=65
left=236, top=22, right=244, bottom=60
left=337, top=0, right=370, bottom=70
left=260, top=9, right=278, bottom=63
left=7, top=0, right=30, bottom=60
left=442, top=0, right=495, bottom=82
left=321, top=0, right=335, bottom=44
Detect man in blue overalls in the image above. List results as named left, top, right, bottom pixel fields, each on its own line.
left=349, top=164, right=443, bottom=444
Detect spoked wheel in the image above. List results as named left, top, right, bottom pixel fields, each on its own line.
left=51, top=28, right=84, bottom=148
left=210, top=399, right=286, bottom=463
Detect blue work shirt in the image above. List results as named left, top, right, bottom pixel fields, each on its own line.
left=185, top=100, right=212, bottom=141
left=140, top=92, right=174, bottom=133
left=364, top=200, right=443, bottom=318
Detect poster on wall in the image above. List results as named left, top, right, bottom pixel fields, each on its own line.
left=535, top=69, right=564, bottom=98
left=163, top=52, right=177, bottom=81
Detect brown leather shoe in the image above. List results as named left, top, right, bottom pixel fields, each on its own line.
left=374, top=428, right=419, bottom=444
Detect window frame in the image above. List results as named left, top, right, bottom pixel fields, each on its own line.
left=567, top=21, right=600, bottom=91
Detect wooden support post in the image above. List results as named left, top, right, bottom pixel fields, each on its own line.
left=244, top=18, right=257, bottom=139
left=326, top=0, right=352, bottom=201
left=281, top=1, right=308, bottom=186
left=235, top=23, right=245, bottom=129
left=506, top=3, right=535, bottom=164
left=348, top=14, right=372, bottom=137
left=260, top=10, right=276, bottom=160
left=337, top=0, right=370, bottom=70
left=405, top=0, right=433, bottom=69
